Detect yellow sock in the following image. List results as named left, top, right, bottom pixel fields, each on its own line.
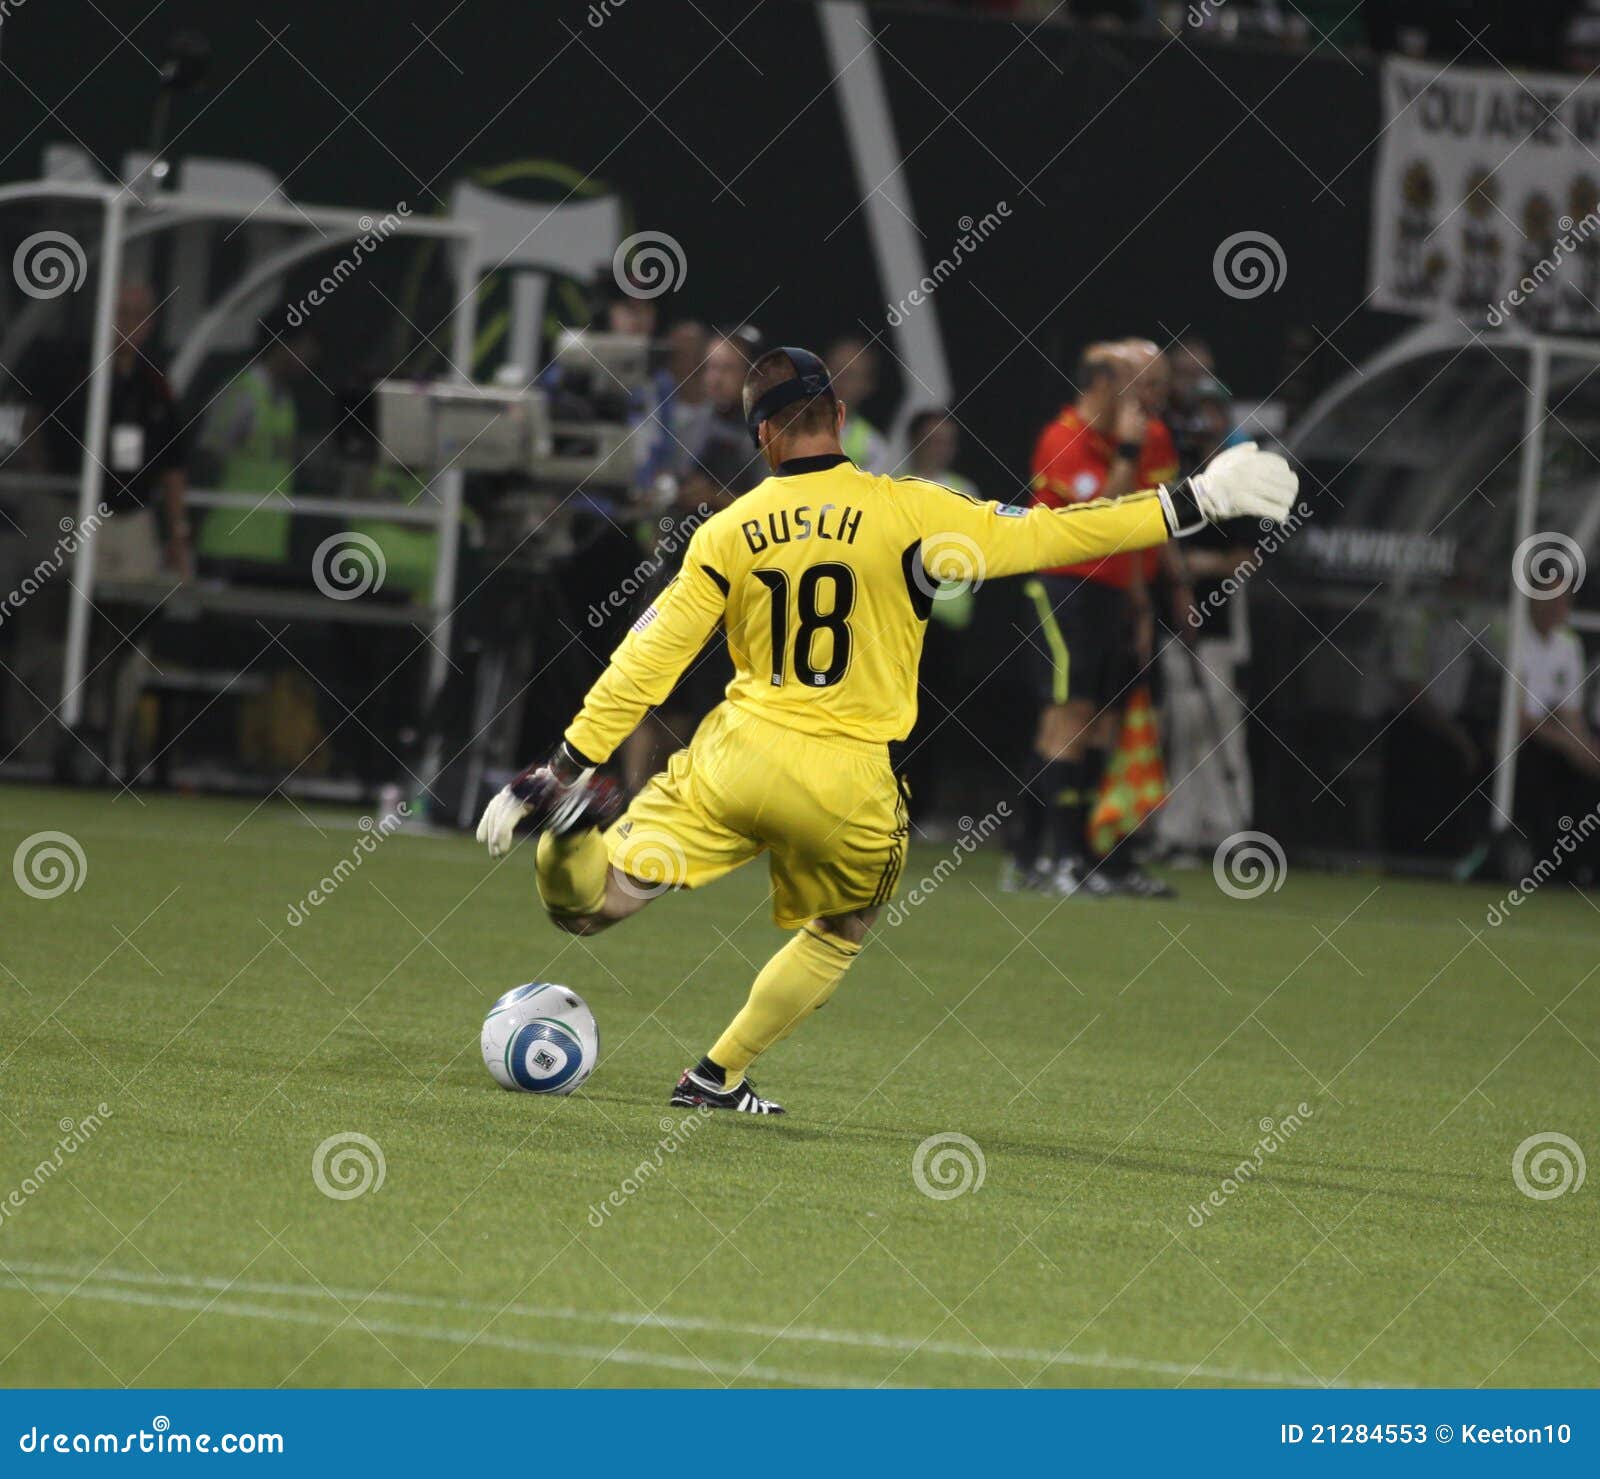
left=535, top=828, right=609, bottom=918
left=708, top=925, right=862, bottom=1079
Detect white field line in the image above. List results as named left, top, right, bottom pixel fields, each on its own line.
left=0, top=1260, right=1391, bottom=1389
left=0, top=1270, right=882, bottom=1390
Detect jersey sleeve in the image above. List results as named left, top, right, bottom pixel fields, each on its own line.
left=904, top=478, right=1169, bottom=583
left=563, top=526, right=729, bottom=764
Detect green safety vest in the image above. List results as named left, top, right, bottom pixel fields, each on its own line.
left=197, top=369, right=295, bottom=564
left=349, top=465, right=441, bottom=602
left=841, top=416, right=886, bottom=471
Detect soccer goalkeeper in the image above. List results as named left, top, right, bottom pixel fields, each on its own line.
left=477, top=347, right=1297, bottom=1114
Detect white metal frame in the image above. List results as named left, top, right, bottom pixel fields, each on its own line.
left=1286, top=322, right=1600, bottom=834
left=0, top=179, right=482, bottom=737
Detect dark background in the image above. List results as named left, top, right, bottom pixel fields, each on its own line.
left=0, top=1, right=1413, bottom=836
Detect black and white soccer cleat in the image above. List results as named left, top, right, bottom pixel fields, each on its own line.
left=1050, top=855, right=1118, bottom=898
left=669, top=1066, right=785, bottom=1115
left=1109, top=863, right=1176, bottom=899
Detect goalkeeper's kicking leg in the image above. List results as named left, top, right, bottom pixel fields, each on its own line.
left=475, top=749, right=646, bottom=936
left=477, top=746, right=869, bottom=1116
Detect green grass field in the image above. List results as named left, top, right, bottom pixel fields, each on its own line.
left=1, top=784, right=1595, bottom=1389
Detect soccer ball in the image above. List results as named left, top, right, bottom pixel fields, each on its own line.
left=480, top=983, right=599, bottom=1094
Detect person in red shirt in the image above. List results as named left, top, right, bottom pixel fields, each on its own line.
left=1006, top=340, right=1185, bottom=897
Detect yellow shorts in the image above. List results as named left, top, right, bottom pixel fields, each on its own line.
left=604, top=702, right=908, bottom=928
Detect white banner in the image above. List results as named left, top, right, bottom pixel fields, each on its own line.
left=1370, top=57, right=1600, bottom=333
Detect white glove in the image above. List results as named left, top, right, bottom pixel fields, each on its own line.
left=476, top=783, right=534, bottom=860
left=1188, top=441, right=1299, bottom=525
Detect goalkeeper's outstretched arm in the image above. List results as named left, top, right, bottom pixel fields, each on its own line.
left=907, top=441, right=1298, bottom=582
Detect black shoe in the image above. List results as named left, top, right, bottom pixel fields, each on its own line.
left=999, top=857, right=1050, bottom=893
left=1110, top=863, right=1176, bottom=899
left=669, top=1067, right=784, bottom=1115
left=507, top=764, right=622, bottom=836
left=1051, top=855, right=1118, bottom=897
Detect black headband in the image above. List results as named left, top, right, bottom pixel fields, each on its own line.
left=745, top=347, right=835, bottom=448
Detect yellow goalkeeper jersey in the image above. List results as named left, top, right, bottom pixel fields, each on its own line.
left=565, top=452, right=1169, bottom=762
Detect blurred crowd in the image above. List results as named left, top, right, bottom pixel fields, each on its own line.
left=5, top=259, right=1594, bottom=896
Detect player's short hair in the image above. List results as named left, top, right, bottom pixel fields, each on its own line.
left=743, top=347, right=837, bottom=440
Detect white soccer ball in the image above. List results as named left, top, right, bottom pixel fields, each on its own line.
left=480, top=983, right=599, bottom=1094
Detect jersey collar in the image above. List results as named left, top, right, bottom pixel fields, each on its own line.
left=776, top=452, right=853, bottom=476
